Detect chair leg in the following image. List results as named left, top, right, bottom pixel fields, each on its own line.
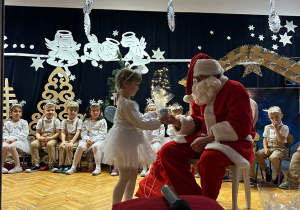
left=243, top=167, right=251, bottom=209
left=230, top=166, right=239, bottom=210
left=278, top=160, right=282, bottom=185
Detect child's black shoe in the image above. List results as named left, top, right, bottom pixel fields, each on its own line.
left=265, top=167, right=272, bottom=182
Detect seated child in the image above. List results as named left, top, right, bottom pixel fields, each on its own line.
left=279, top=144, right=300, bottom=189
left=141, top=102, right=165, bottom=177
left=165, top=102, right=184, bottom=143
left=66, top=101, right=107, bottom=176
left=255, top=106, right=289, bottom=185
left=53, top=101, right=82, bottom=173
left=2, top=102, right=30, bottom=174
left=26, top=101, right=61, bottom=172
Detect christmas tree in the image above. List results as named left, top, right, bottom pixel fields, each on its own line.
left=151, top=67, right=170, bottom=91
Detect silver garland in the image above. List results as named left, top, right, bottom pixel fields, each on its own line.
left=268, top=0, right=281, bottom=33
left=83, top=0, right=94, bottom=37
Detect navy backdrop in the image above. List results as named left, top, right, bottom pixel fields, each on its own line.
left=3, top=6, right=300, bottom=151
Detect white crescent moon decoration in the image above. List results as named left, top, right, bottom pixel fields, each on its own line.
left=167, top=0, right=175, bottom=32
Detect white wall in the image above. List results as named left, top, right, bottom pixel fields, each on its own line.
left=5, top=0, right=300, bottom=16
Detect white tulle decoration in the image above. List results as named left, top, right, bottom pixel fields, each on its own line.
left=151, top=85, right=174, bottom=109
left=83, top=0, right=94, bottom=37
left=269, top=0, right=281, bottom=33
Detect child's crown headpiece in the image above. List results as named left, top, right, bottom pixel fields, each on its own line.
left=45, top=98, right=58, bottom=106
left=169, top=103, right=183, bottom=111
left=67, top=98, right=82, bottom=106
left=263, top=106, right=282, bottom=114
left=146, top=98, right=156, bottom=107
left=89, top=99, right=103, bottom=106
left=11, top=100, right=26, bottom=108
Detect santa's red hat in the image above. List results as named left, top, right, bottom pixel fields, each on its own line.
left=183, top=53, right=224, bottom=103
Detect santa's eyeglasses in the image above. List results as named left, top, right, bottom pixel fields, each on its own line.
left=193, top=75, right=209, bottom=82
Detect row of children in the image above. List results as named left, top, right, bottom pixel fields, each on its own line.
left=2, top=89, right=185, bottom=177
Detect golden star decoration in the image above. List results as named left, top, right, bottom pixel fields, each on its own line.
left=242, top=64, right=263, bottom=78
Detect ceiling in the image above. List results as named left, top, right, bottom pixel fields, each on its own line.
left=5, top=0, right=300, bottom=16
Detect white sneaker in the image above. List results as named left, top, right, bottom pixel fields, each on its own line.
left=65, top=167, right=76, bottom=175
left=51, top=167, right=59, bottom=173
left=145, top=170, right=150, bottom=176
left=140, top=170, right=147, bottom=177
left=2, top=167, right=8, bottom=174
left=8, top=166, right=23, bottom=174
left=92, top=168, right=101, bottom=176
left=195, top=172, right=200, bottom=178
left=111, top=169, right=119, bottom=176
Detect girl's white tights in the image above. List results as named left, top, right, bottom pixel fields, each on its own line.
left=71, top=144, right=102, bottom=170
left=2, top=143, right=20, bottom=167
left=112, top=167, right=138, bottom=205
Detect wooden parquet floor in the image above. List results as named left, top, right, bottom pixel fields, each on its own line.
left=1, top=166, right=299, bottom=210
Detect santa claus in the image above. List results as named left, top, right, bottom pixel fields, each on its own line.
left=137, top=53, right=255, bottom=200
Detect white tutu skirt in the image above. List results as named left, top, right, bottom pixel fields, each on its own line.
left=3, top=139, right=31, bottom=154
left=151, top=141, right=163, bottom=153
left=77, top=139, right=105, bottom=152
left=102, top=125, right=157, bottom=169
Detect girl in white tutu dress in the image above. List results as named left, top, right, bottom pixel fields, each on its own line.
left=102, top=68, right=167, bottom=206
left=141, top=102, right=165, bottom=177
left=2, top=102, right=30, bottom=174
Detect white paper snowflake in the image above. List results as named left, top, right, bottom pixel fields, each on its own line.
left=198, top=46, right=202, bottom=50
left=284, top=20, right=298, bottom=33
left=69, top=74, right=76, bottom=81
left=112, top=30, right=119, bottom=37
left=210, top=31, right=214, bottom=35
left=152, top=48, right=165, bottom=60
left=258, top=35, right=265, bottom=41
left=110, top=93, right=117, bottom=101
left=30, top=57, right=45, bottom=71
left=250, top=33, right=255, bottom=37
left=279, top=32, right=292, bottom=46
left=272, top=44, right=279, bottom=50
left=248, top=25, right=255, bottom=31
left=99, top=64, right=103, bottom=69
left=271, top=34, right=278, bottom=40
left=227, top=36, right=231, bottom=40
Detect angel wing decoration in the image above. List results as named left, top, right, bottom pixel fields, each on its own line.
left=167, top=0, right=175, bottom=32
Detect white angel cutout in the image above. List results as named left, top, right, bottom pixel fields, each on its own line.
left=45, top=30, right=81, bottom=76
left=81, top=34, right=120, bottom=67
left=121, top=32, right=150, bottom=74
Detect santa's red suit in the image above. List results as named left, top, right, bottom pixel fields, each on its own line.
left=136, top=53, right=255, bottom=200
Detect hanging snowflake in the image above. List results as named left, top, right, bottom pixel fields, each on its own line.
left=268, top=0, right=281, bottom=33
left=83, top=0, right=95, bottom=37
left=167, top=0, right=175, bottom=32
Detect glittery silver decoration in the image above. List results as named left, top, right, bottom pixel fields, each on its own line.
left=167, top=0, right=175, bottom=32
left=83, top=0, right=94, bottom=37
left=268, top=0, right=281, bottom=33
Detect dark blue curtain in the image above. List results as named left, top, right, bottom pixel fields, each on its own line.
left=4, top=6, right=300, bottom=128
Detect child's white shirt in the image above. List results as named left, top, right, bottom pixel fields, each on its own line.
left=61, top=117, right=83, bottom=134
left=81, top=118, right=107, bottom=142
left=3, top=119, right=29, bottom=141
left=144, top=124, right=165, bottom=143
left=36, top=116, right=61, bottom=133
left=263, top=122, right=289, bottom=143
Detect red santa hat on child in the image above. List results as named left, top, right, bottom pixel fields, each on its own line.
left=183, top=53, right=224, bottom=103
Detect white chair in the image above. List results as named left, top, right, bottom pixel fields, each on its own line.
left=227, top=163, right=251, bottom=210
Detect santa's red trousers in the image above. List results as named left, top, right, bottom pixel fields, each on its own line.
left=160, top=141, right=233, bottom=200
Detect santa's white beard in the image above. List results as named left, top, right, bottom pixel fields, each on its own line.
left=192, top=76, right=222, bottom=105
